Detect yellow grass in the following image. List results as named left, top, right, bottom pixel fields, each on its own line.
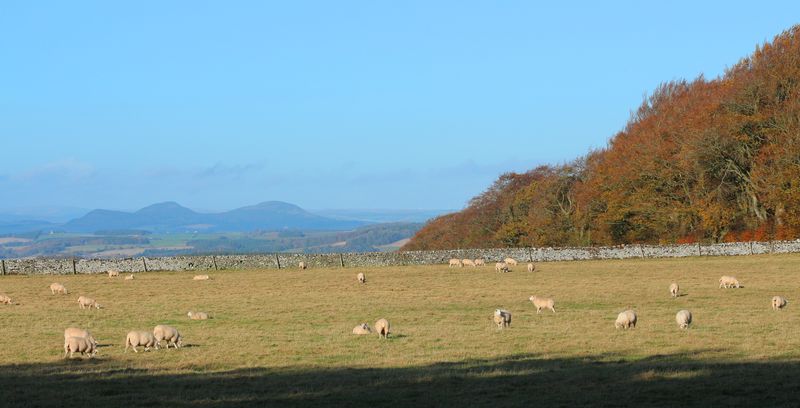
left=1, top=254, right=799, bottom=406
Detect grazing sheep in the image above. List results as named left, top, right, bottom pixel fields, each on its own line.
left=77, top=296, right=101, bottom=309
left=187, top=311, right=210, bottom=320
left=357, top=272, right=366, bottom=284
left=50, top=283, right=68, bottom=295
left=675, top=310, right=692, bottom=329
left=352, top=323, right=372, bottom=335
left=529, top=296, right=556, bottom=313
left=462, top=259, right=476, bottom=267
left=449, top=258, right=462, bottom=268
left=669, top=282, right=679, bottom=298
left=719, top=275, right=741, bottom=288
left=375, top=318, right=390, bottom=339
left=0, top=294, right=12, bottom=305
left=615, top=310, right=637, bottom=329
left=493, top=309, right=512, bottom=328
left=64, top=336, right=97, bottom=359
left=474, top=259, right=485, bottom=266
left=153, top=325, right=182, bottom=349
left=107, top=270, right=120, bottom=277
left=494, top=262, right=509, bottom=273
left=772, top=296, right=788, bottom=310
left=124, top=274, right=135, bottom=280
left=64, top=328, right=97, bottom=347
left=504, top=258, right=518, bottom=266
left=193, top=275, right=210, bottom=281
left=527, top=263, right=535, bottom=272
left=125, top=330, right=159, bottom=353
left=299, top=262, right=307, bottom=270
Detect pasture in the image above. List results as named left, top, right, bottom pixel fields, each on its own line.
left=1, top=254, right=800, bottom=407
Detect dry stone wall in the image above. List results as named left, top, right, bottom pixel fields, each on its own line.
left=2, top=240, right=800, bottom=275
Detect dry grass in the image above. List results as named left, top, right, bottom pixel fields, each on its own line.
left=1, top=254, right=800, bottom=406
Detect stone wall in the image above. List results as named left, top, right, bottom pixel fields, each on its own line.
left=2, top=239, right=800, bottom=275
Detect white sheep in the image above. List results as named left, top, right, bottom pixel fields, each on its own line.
left=449, top=258, right=463, bottom=268
left=0, top=294, right=13, bottom=305
left=529, top=296, right=555, bottom=313
left=153, top=325, right=182, bottom=349
left=64, top=327, right=97, bottom=347
left=375, top=318, right=390, bottom=339
left=299, top=262, right=307, bottom=270
left=719, top=276, right=741, bottom=288
left=193, top=274, right=210, bottom=281
left=64, top=336, right=97, bottom=358
left=462, top=259, right=476, bottom=267
left=527, top=263, right=535, bottom=272
left=352, top=323, right=372, bottom=335
left=124, top=274, right=135, bottom=280
left=187, top=311, right=210, bottom=320
left=50, top=282, right=68, bottom=295
left=474, top=259, right=485, bottom=266
left=615, top=310, right=637, bottom=329
left=504, top=258, right=518, bottom=266
left=357, top=272, right=366, bottom=284
left=675, top=310, right=692, bottom=329
left=77, top=296, right=101, bottom=309
left=493, top=309, right=512, bottom=328
left=125, top=330, right=159, bottom=353
left=108, top=270, right=120, bottom=277
left=772, top=296, right=788, bottom=310
left=494, top=262, right=509, bottom=273
left=669, top=282, right=679, bottom=298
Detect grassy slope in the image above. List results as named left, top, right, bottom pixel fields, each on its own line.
left=1, top=255, right=799, bottom=407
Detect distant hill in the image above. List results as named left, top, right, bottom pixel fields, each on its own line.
left=311, top=209, right=452, bottom=223
left=62, top=201, right=367, bottom=233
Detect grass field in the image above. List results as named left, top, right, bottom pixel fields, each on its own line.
left=1, top=254, right=800, bottom=407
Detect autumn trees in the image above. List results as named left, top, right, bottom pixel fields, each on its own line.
left=403, top=26, right=800, bottom=250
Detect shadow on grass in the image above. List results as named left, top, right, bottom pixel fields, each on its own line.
left=3, top=352, right=800, bottom=407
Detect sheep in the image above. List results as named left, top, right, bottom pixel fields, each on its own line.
left=64, top=336, right=97, bottom=359
left=772, top=296, right=788, bottom=310
left=449, top=258, right=462, bottom=268
left=0, top=294, right=12, bottom=305
left=352, top=323, right=372, bottom=335
left=474, top=259, right=485, bottom=266
left=299, top=262, right=307, bottom=270
left=529, top=296, right=556, bottom=313
left=64, top=327, right=97, bottom=347
left=125, top=330, right=159, bottom=353
left=193, top=274, right=210, bottom=281
left=124, top=274, right=135, bottom=280
left=187, top=311, right=210, bottom=320
left=462, top=259, right=476, bottom=267
left=504, top=258, right=518, bottom=266
left=50, top=282, right=68, bottom=295
left=615, top=310, right=637, bottom=329
left=77, top=296, right=101, bottom=309
left=527, top=263, right=535, bottom=272
left=357, top=272, right=366, bottom=284
left=669, top=282, right=679, bottom=298
left=375, top=318, right=390, bottom=339
left=719, top=275, right=741, bottom=288
left=675, top=310, right=692, bottom=329
left=493, top=309, right=512, bottom=328
left=108, top=270, right=120, bottom=277
left=494, top=262, right=509, bottom=273
left=153, top=325, right=182, bottom=349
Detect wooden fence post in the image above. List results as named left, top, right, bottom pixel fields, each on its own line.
left=212, top=256, right=218, bottom=271
left=72, top=258, right=77, bottom=275
left=142, top=258, right=148, bottom=272
left=275, top=254, right=281, bottom=269
left=749, top=241, right=754, bottom=255
left=639, top=244, right=645, bottom=259
left=339, top=253, right=345, bottom=268
left=697, top=242, right=702, bottom=256
left=1, top=259, right=5, bottom=276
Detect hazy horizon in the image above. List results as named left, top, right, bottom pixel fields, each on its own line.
left=3, top=1, right=800, bottom=212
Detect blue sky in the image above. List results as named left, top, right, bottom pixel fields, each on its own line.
left=1, top=1, right=798, bottom=213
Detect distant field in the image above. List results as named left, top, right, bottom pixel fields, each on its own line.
left=1, top=255, right=800, bottom=406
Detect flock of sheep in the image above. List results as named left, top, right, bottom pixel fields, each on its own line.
left=0, top=256, right=793, bottom=359
left=450, top=257, right=790, bottom=333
